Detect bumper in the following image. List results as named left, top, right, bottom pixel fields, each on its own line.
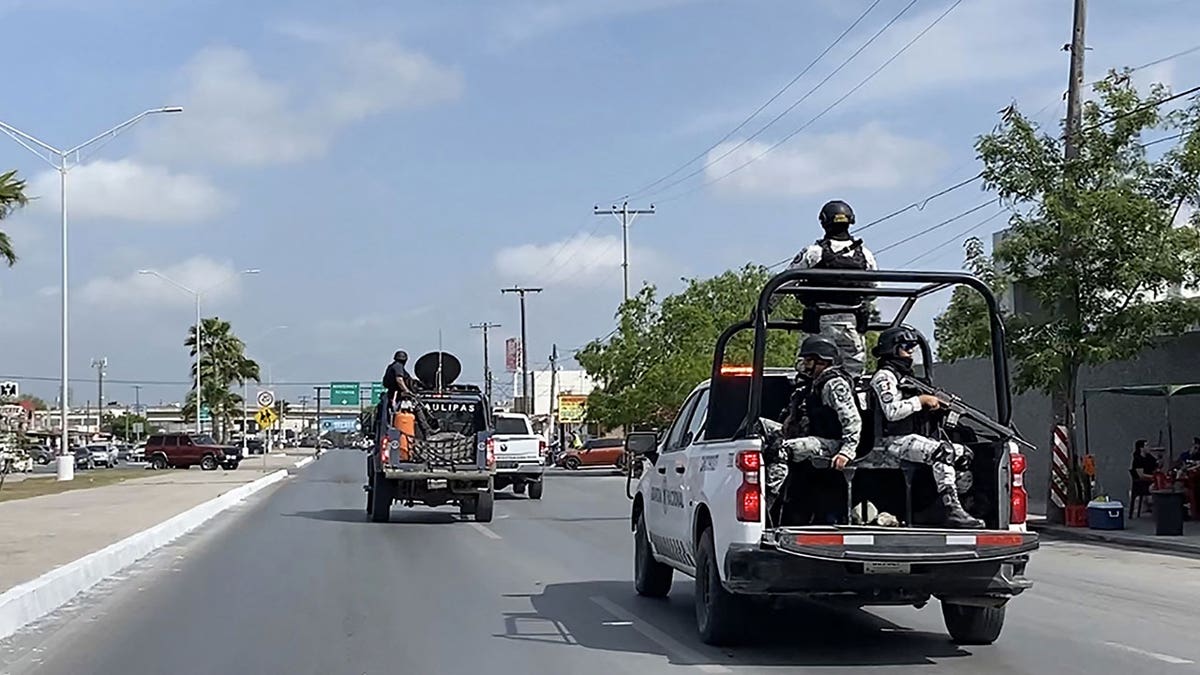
left=494, top=461, right=545, bottom=476
left=382, top=468, right=492, bottom=481
left=722, top=544, right=1034, bottom=601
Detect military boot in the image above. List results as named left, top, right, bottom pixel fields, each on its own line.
left=940, top=488, right=985, bottom=529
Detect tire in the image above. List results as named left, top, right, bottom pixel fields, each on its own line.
left=370, top=475, right=393, bottom=523
left=151, top=455, right=169, bottom=470
left=941, top=601, right=1006, bottom=645
left=694, top=526, right=746, bottom=646
left=527, top=479, right=544, bottom=500
left=200, top=455, right=219, bottom=471
left=459, top=497, right=477, bottom=516
left=564, top=456, right=582, bottom=471
left=475, top=489, right=495, bottom=523
left=513, top=482, right=526, bottom=495
left=634, top=511, right=672, bottom=598
left=366, top=466, right=375, bottom=516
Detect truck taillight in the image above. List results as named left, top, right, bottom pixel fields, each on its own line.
left=735, top=450, right=761, bottom=523
left=538, top=439, right=547, bottom=457
left=1010, top=450, right=1027, bottom=525
left=486, top=437, right=496, bottom=468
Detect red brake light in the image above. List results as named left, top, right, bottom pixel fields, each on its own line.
left=486, top=437, right=496, bottom=468
left=1009, top=451, right=1027, bottom=524
left=720, top=365, right=754, bottom=376
left=736, top=451, right=761, bottom=472
left=538, top=439, right=547, bottom=456
left=736, top=483, right=761, bottom=522
left=1010, top=452, right=1026, bottom=475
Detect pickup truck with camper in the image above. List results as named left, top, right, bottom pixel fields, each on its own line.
left=491, top=412, right=546, bottom=498
left=627, top=268, right=1039, bottom=646
left=365, top=351, right=497, bottom=523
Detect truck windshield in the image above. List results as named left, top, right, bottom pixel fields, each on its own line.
left=494, top=417, right=530, bottom=435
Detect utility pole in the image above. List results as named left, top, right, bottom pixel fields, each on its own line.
left=91, top=357, right=107, bottom=437
left=548, top=343, right=559, bottom=448
left=1049, top=0, right=1088, bottom=525
left=594, top=201, right=655, bottom=302
left=132, top=384, right=142, bottom=441
left=470, top=322, right=502, bottom=402
left=501, top=286, right=542, bottom=415
left=313, top=386, right=327, bottom=446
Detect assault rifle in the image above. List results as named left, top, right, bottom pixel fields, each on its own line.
left=900, top=376, right=1037, bottom=451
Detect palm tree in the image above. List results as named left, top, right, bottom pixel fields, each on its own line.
left=183, top=317, right=261, bottom=441
left=0, top=170, right=30, bottom=267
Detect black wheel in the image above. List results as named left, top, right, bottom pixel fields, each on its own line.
left=527, top=479, right=544, bottom=500
left=200, top=454, right=218, bottom=471
left=370, top=474, right=393, bottom=523
left=513, top=481, right=526, bottom=495
left=564, top=456, right=582, bottom=471
left=475, top=489, right=495, bottom=523
left=366, top=465, right=376, bottom=516
left=459, top=497, right=477, bottom=516
left=941, top=601, right=1006, bottom=645
left=151, top=455, right=168, bottom=470
left=695, top=526, right=746, bottom=646
left=634, top=510, right=672, bottom=598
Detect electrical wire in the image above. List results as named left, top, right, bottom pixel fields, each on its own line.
left=613, top=0, right=886, bottom=203
left=873, top=198, right=1000, bottom=255
left=899, top=208, right=1009, bottom=267
left=652, top=0, right=965, bottom=204
left=635, top=0, right=924, bottom=202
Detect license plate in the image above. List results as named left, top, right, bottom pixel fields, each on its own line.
left=497, top=461, right=518, bottom=469
left=863, top=561, right=911, bottom=575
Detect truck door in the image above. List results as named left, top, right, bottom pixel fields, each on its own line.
left=649, top=389, right=706, bottom=567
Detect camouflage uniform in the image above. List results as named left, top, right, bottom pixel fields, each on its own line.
left=765, top=369, right=862, bottom=493
left=788, top=238, right=878, bottom=377
left=870, top=368, right=973, bottom=495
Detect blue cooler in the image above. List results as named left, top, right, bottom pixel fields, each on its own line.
left=1087, top=500, right=1125, bottom=530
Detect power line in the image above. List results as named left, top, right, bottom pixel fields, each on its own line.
left=653, top=0, right=965, bottom=204
left=899, top=208, right=1009, bottom=267
left=1076, top=83, right=1200, bottom=135
left=614, top=0, right=886, bottom=203
left=637, top=0, right=922, bottom=202
left=874, top=198, right=1001, bottom=255
left=856, top=172, right=984, bottom=234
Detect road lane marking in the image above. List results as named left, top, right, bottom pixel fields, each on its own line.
left=469, top=522, right=502, bottom=539
left=1103, top=641, right=1194, bottom=665
left=590, top=596, right=731, bottom=674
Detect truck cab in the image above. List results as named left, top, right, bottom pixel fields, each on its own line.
left=628, top=268, right=1038, bottom=647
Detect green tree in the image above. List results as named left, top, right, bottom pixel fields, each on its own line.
left=934, top=72, right=1200, bottom=433
left=0, top=170, right=30, bottom=266
left=182, top=317, right=261, bottom=441
left=101, top=413, right=158, bottom=441
left=576, top=264, right=801, bottom=430
left=933, top=236, right=1007, bottom=361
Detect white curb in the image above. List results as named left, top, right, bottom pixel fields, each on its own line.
left=0, top=468, right=290, bottom=641
left=293, top=456, right=315, bottom=469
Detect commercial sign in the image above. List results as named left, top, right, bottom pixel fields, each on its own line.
left=557, top=394, right=588, bottom=423
left=505, top=337, right=521, bottom=373
left=319, top=417, right=359, bottom=432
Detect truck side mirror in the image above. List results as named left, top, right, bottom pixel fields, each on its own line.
left=626, top=431, right=658, bottom=458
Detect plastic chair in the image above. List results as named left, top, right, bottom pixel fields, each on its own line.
left=1128, top=468, right=1150, bottom=518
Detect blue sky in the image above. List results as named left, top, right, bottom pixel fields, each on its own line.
left=2, top=0, right=1199, bottom=407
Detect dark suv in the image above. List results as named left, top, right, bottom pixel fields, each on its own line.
left=144, top=433, right=241, bottom=471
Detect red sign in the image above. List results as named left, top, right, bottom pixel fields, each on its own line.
left=505, top=338, right=521, bottom=373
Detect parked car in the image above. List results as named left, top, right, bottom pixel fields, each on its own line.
left=72, top=446, right=95, bottom=470
left=28, top=446, right=56, bottom=465
left=143, top=433, right=241, bottom=471
left=243, top=438, right=265, bottom=455
left=86, top=444, right=119, bottom=468
left=557, top=437, right=626, bottom=470
left=127, top=442, right=146, bottom=463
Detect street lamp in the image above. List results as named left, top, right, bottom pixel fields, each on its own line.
left=138, top=268, right=260, bottom=433
left=0, top=106, right=183, bottom=481
left=242, top=325, right=287, bottom=455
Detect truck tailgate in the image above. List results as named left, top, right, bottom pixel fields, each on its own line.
left=493, top=435, right=541, bottom=463
left=765, top=526, right=1039, bottom=564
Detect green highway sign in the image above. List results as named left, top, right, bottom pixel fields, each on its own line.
left=371, top=382, right=384, bottom=405
left=329, top=382, right=361, bottom=406
left=199, top=404, right=211, bottom=420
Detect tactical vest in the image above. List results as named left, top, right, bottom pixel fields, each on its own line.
left=796, top=238, right=872, bottom=308
left=804, top=368, right=856, bottom=440
left=874, top=364, right=924, bottom=438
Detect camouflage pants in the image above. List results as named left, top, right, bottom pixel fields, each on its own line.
left=880, top=434, right=972, bottom=494
left=797, top=313, right=865, bottom=377
left=765, top=437, right=844, bottom=493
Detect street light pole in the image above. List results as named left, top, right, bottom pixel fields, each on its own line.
left=138, top=268, right=260, bottom=435
left=0, top=107, right=183, bottom=481
left=501, top=286, right=541, bottom=415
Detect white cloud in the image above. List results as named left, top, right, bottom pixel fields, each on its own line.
left=140, top=38, right=462, bottom=167
left=80, top=256, right=249, bottom=308
left=494, top=233, right=669, bottom=286
left=704, top=122, right=946, bottom=198
left=28, top=159, right=228, bottom=224
left=496, top=0, right=707, bottom=44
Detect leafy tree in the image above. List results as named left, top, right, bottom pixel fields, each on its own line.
left=934, top=72, right=1200, bottom=438
left=933, top=236, right=1007, bottom=361
left=577, top=264, right=802, bottom=430
left=182, top=317, right=260, bottom=441
left=101, top=413, right=158, bottom=441
left=0, top=170, right=30, bottom=266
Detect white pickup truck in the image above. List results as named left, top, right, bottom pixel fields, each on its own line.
left=491, top=412, right=546, bottom=499
left=627, top=268, right=1039, bottom=647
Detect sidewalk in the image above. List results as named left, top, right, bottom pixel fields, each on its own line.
left=1029, top=513, right=1200, bottom=557
left=0, top=456, right=297, bottom=594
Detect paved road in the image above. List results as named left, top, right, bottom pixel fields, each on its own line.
left=3, top=449, right=1199, bottom=674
